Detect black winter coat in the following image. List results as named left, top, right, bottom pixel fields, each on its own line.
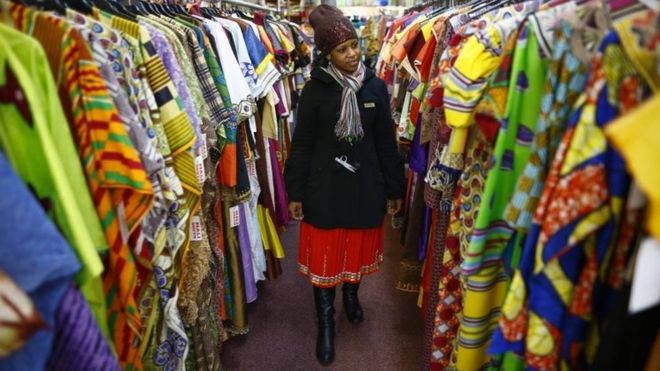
left=284, top=67, right=405, bottom=229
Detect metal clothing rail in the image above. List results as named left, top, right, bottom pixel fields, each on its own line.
left=404, top=0, right=469, bottom=14
left=404, top=0, right=445, bottom=13
left=217, top=0, right=282, bottom=14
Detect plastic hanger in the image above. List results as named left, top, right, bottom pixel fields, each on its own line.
left=64, top=0, right=94, bottom=14
left=233, top=6, right=250, bottom=19
left=20, top=0, right=66, bottom=14
left=126, top=0, right=149, bottom=16
left=156, top=3, right=177, bottom=17
left=469, top=0, right=507, bottom=20
left=96, top=0, right=138, bottom=20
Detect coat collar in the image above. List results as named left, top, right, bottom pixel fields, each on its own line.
left=311, top=66, right=376, bottom=91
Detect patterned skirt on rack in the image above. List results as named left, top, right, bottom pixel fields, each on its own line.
left=298, top=222, right=384, bottom=288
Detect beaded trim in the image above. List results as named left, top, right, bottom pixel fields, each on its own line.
left=298, top=255, right=383, bottom=288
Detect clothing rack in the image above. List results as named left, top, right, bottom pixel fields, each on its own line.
left=404, top=0, right=451, bottom=14
left=404, top=0, right=475, bottom=14
left=216, top=0, right=281, bottom=14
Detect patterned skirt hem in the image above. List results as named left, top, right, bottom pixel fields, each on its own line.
left=298, top=256, right=384, bottom=288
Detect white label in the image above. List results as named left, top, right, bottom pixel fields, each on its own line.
left=195, top=156, right=205, bottom=184
left=116, top=202, right=129, bottom=243
left=190, top=216, right=202, bottom=241
left=229, top=205, right=240, bottom=228
left=200, top=134, right=208, bottom=160
left=248, top=160, right=257, bottom=177
left=629, top=238, right=660, bottom=314
left=639, top=0, right=660, bottom=11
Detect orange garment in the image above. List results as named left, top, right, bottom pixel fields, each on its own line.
left=298, top=222, right=384, bottom=288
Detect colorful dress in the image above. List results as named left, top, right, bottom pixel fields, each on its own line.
left=491, top=26, right=651, bottom=369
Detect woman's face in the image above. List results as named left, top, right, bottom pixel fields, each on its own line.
left=328, top=38, right=360, bottom=74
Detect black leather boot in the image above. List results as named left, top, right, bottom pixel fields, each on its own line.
left=313, top=286, right=336, bottom=366
left=342, top=282, right=364, bottom=324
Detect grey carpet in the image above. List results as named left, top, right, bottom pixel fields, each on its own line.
left=221, top=217, right=423, bottom=371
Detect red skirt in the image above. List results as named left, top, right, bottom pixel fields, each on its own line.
left=298, top=222, right=384, bottom=288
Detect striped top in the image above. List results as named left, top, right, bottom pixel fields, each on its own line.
left=65, top=10, right=170, bottom=248
left=109, top=14, right=201, bottom=231
left=140, top=17, right=205, bottom=152
left=164, top=16, right=233, bottom=143
left=65, top=9, right=165, bottom=177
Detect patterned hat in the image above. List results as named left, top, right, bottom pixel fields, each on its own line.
left=309, top=4, right=357, bottom=59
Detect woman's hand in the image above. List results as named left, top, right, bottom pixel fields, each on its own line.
left=289, top=201, right=304, bottom=221
left=387, top=199, right=402, bottom=216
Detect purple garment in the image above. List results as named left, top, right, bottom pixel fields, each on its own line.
left=269, top=138, right=290, bottom=227
left=0, top=152, right=80, bottom=371
left=46, top=285, right=120, bottom=371
left=273, top=81, right=287, bottom=117
left=409, top=115, right=428, bottom=174
left=237, top=205, right=257, bottom=303
left=142, top=22, right=204, bottom=150
left=418, top=205, right=431, bottom=261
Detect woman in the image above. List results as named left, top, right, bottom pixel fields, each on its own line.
left=284, top=4, right=405, bottom=366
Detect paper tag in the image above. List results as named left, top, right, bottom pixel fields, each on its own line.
left=116, top=202, right=129, bottom=243
left=248, top=161, right=257, bottom=177
left=190, top=216, right=202, bottom=241
left=363, top=102, right=376, bottom=108
left=200, top=134, right=208, bottom=160
left=195, top=156, right=205, bottom=184
left=640, top=0, right=660, bottom=11
left=629, top=238, right=660, bottom=314
left=229, top=205, right=240, bottom=228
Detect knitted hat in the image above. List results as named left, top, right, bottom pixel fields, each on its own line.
left=308, top=4, right=357, bottom=59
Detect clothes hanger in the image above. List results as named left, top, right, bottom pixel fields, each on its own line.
left=233, top=6, right=250, bottom=19
left=95, top=0, right=138, bottom=20
left=64, top=0, right=94, bottom=14
left=141, top=0, right=162, bottom=15
left=157, top=2, right=178, bottom=17
left=124, top=0, right=150, bottom=15
left=33, top=0, right=66, bottom=15
left=172, top=4, right=187, bottom=15
left=468, top=0, right=508, bottom=20
left=20, top=0, right=66, bottom=14
left=199, top=6, right=216, bottom=19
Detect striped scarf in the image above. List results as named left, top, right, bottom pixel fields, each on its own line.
left=323, top=62, right=366, bottom=142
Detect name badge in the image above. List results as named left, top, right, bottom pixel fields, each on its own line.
left=363, top=102, right=376, bottom=108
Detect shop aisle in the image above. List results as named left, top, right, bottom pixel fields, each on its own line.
left=222, top=217, right=423, bottom=370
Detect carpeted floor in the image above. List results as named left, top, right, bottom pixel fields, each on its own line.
left=221, top=217, right=423, bottom=370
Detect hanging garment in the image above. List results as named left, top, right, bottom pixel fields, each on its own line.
left=46, top=285, right=121, bottom=370
left=0, top=20, right=108, bottom=342
left=0, top=150, right=81, bottom=370
left=492, top=27, right=649, bottom=370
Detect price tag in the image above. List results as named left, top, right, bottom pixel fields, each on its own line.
left=229, top=205, right=240, bottom=228
left=200, top=134, right=208, bottom=160
left=190, top=216, right=202, bottom=241
left=247, top=161, right=257, bottom=177
left=195, top=156, right=205, bottom=184
left=116, top=202, right=129, bottom=243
